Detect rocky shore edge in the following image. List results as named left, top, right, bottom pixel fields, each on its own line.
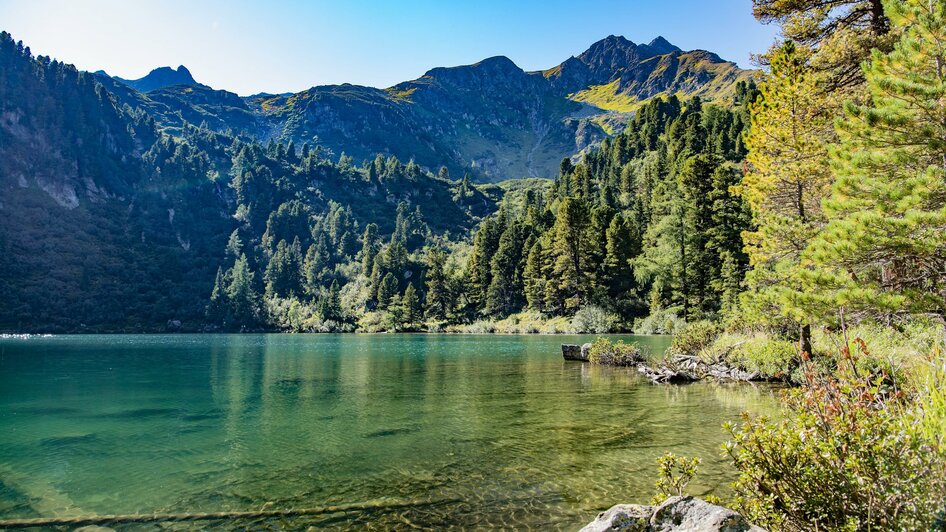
left=581, top=496, right=764, bottom=531
left=562, top=343, right=773, bottom=384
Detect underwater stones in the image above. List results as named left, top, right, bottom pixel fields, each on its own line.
left=581, top=496, right=765, bottom=532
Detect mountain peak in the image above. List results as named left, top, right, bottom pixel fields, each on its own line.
left=647, top=36, right=681, bottom=55
left=473, top=55, right=520, bottom=70
left=113, top=65, right=203, bottom=93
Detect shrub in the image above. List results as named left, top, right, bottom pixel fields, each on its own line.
left=670, top=320, right=722, bottom=357
left=725, top=336, right=946, bottom=530
left=652, top=453, right=701, bottom=505
left=724, top=333, right=799, bottom=381
left=571, top=305, right=618, bottom=334
left=633, top=308, right=684, bottom=335
left=466, top=320, right=497, bottom=334
left=588, top=338, right=643, bottom=366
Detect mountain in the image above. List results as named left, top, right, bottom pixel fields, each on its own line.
left=547, top=35, right=754, bottom=112
left=99, top=35, right=755, bottom=182
left=0, top=31, right=493, bottom=331
left=110, top=65, right=206, bottom=92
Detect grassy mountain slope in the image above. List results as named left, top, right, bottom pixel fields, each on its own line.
left=96, top=35, right=755, bottom=182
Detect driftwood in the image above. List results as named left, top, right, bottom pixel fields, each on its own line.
left=637, top=353, right=768, bottom=384
left=562, top=344, right=772, bottom=385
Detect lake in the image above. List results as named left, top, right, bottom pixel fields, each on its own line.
left=0, top=334, right=777, bottom=529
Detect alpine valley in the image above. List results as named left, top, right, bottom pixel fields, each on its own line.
left=0, top=31, right=757, bottom=332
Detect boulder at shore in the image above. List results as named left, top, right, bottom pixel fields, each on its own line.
left=562, top=343, right=590, bottom=361
left=580, top=496, right=765, bottom=532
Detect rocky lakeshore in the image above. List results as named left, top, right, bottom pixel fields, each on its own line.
left=581, top=496, right=764, bottom=531
left=562, top=342, right=774, bottom=384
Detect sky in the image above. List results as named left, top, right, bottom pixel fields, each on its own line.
left=0, top=0, right=780, bottom=96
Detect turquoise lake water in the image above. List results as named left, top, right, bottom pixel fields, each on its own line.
left=0, top=334, right=777, bottom=529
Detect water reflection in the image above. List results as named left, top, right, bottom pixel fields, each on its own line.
left=0, top=334, right=777, bottom=529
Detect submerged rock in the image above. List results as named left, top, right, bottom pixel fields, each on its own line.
left=580, top=496, right=765, bottom=531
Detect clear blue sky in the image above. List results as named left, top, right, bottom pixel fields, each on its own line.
left=0, top=0, right=779, bottom=96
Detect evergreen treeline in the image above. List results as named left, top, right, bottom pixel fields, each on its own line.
left=201, top=84, right=759, bottom=332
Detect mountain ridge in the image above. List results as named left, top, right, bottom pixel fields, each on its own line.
left=94, top=35, right=757, bottom=181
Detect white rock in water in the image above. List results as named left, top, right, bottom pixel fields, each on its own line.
left=580, top=496, right=766, bottom=532
left=580, top=504, right=653, bottom=531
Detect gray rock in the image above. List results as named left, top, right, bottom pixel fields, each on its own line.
left=581, top=342, right=593, bottom=360
left=580, top=497, right=765, bottom=532
left=562, top=344, right=587, bottom=361
left=651, top=496, right=764, bottom=532
left=580, top=503, right=653, bottom=532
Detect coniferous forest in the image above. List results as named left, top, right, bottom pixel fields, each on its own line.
left=3, top=0, right=946, bottom=527
left=0, top=28, right=758, bottom=333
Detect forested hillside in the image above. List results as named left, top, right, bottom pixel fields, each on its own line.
left=0, top=31, right=493, bottom=332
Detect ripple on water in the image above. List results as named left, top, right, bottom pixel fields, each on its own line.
left=0, top=334, right=777, bottom=529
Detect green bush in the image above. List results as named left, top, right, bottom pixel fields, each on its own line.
left=652, top=452, right=701, bottom=505
left=724, top=333, right=799, bottom=380
left=633, top=308, right=684, bottom=335
left=725, top=338, right=946, bottom=530
left=588, top=338, right=643, bottom=366
left=670, top=320, right=722, bottom=357
left=571, top=305, right=619, bottom=334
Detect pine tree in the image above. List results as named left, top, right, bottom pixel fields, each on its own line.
left=206, top=266, right=229, bottom=324
left=752, top=0, right=891, bottom=90
left=303, top=236, right=330, bottom=295
left=377, top=272, right=398, bottom=310
left=486, top=222, right=525, bottom=316
left=805, top=0, right=946, bottom=321
left=360, top=223, right=380, bottom=272
left=603, top=214, right=639, bottom=300
left=264, top=239, right=302, bottom=298
left=424, top=247, right=450, bottom=320
left=523, top=239, right=547, bottom=312
left=547, top=197, right=591, bottom=312
left=321, top=280, right=343, bottom=322
left=402, top=283, right=422, bottom=328
left=467, top=218, right=501, bottom=308
left=739, top=41, right=836, bottom=354
left=226, top=254, right=260, bottom=330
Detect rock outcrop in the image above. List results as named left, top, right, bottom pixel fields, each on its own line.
left=581, top=496, right=765, bottom=532
left=562, top=343, right=589, bottom=361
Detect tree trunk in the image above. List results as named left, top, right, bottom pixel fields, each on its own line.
left=799, top=323, right=813, bottom=357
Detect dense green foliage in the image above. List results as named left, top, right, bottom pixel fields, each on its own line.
left=0, top=26, right=762, bottom=333
left=0, top=30, right=493, bottom=332
left=459, top=88, right=757, bottom=327
left=716, top=1, right=946, bottom=529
